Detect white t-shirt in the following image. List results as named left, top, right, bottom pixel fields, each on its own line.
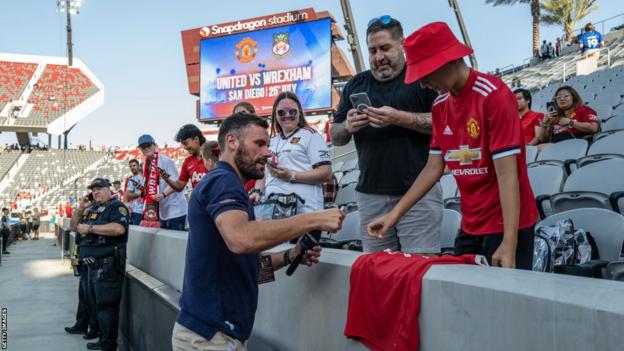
left=265, top=127, right=331, bottom=213
left=156, top=154, right=188, bottom=220
left=126, top=174, right=145, bottom=214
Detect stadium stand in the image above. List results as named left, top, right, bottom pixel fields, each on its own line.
left=535, top=139, right=588, bottom=163
left=0, top=150, right=105, bottom=208
left=548, top=158, right=624, bottom=215
left=23, top=64, right=99, bottom=126
left=0, top=151, right=23, bottom=182
left=500, top=29, right=624, bottom=92
left=528, top=163, right=566, bottom=218
left=0, top=61, right=37, bottom=114
left=0, top=53, right=104, bottom=134
left=23, top=147, right=187, bottom=209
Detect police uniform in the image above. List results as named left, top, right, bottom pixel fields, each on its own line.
left=79, top=179, right=130, bottom=351
left=70, top=233, right=100, bottom=338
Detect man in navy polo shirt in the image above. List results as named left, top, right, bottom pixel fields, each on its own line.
left=172, top=113, right=345, bottom=350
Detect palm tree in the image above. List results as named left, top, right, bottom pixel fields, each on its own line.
left=541, top=0, right=599, bottom=44
left=486, top=0, right=542, bottom=57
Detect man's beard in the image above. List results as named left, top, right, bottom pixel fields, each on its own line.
left=234, top=145, right=264, bottom=180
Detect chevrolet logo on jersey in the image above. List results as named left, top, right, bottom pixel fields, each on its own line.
left=445, top=146, right=482, bottom=166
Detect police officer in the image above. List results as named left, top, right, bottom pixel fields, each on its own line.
left=64, top=207, right=100, bottom=339
left=70, top=178, right=130, bottom=351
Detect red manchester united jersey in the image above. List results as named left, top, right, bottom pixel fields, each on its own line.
left=345, top=251, right=483, bottom=351
left=520, top=110, right=543, bottom=144
left=179, top=155, right=209, bottom=189
left=430, top=69, right=538, bottom=235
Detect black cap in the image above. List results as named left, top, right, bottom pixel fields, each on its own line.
left=87, top=178, right=111, bottom=189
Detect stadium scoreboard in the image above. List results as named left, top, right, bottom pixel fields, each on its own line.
left=195, top=9, right=332, bottom=120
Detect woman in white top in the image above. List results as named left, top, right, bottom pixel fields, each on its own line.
left=250, top=92, right=332, bottom=214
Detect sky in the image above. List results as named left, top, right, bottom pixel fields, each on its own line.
left=1, top=0, right=622, bottom=149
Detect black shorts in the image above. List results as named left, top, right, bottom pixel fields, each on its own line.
left=33, top=224, right=40, bottom=230
left=454, top=226, right=535, bottom=270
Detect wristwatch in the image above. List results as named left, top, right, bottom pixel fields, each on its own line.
left=88, top=223, right=94, bottom=234
left=568, top=120, right=575, bottom=129
left=289, top=171, right=297, bottom=183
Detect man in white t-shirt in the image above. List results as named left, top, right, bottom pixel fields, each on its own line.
left=123, top=158, right=146, bottom=225
left=138, top=134, right=188, bottom=231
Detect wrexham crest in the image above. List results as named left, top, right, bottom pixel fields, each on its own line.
left=272, top=33, right=290, bottom=58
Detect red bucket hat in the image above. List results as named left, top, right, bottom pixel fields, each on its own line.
left=404, top=22, right=474, bottom=83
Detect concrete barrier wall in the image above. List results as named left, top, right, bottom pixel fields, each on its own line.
left=122, top=227, right=624, bottom=351
left=126, top=226, right=187, bottom=291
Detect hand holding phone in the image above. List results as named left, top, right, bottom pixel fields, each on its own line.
left=158, top=167, right=170, bottom=180
left=350, top=92, right=372, bottom=113
left=546, top=101, right=558, bottom=114
left=346, top=93, right=372, bottom=133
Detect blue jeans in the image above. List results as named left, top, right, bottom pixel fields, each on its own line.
left=160, top=215, right=187, bottom=231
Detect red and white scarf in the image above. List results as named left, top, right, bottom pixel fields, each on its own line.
left=140, top=151, right=161, bottom=228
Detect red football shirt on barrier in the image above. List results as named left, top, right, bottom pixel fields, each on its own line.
left=345, top=251, right=483, bottom=351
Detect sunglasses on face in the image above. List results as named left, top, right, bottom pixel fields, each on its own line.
left=276, top=109, right=299, bottom=118
left=367, top=15, right=392, bottom=28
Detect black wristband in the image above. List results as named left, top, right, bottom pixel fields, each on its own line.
left=283, top=249, right=291, bottom=266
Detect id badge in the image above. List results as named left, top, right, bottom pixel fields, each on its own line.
left=258, top=255, right=275, bottom=284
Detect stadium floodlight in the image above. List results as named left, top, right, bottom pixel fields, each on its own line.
left=56, top=0, right=81, bottom=15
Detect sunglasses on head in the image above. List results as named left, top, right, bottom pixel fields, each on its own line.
left=276, top=109, right=299, bottom=118
left=367, top=15, right=392, bottom=28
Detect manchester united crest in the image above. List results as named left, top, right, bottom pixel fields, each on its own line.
left=467, top=117, right=480, bottom=139
left=235, top=38, right=258, bottom=64
left=272, top=33, right=290, bottom=58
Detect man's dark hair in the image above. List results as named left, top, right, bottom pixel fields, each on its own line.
left=366, top=18, right=403, bottom=41
left=218, top=113, right=269, bottom=150
left=2, top=208, right=8, bottom=212
left=514, top=88, right=532, bottom=109
left=585, top=22, right=595, bottom=32
left=175, top=124, right=206, bottom=144
left=128, top=159, right=139, bottom=166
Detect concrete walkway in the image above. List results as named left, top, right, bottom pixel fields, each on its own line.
left=0, top=232, right=89, bottom=351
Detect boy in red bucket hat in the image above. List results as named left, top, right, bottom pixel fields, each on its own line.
left=368, top=22, right=538, bottom=269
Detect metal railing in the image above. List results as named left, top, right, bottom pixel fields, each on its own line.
left=574, top=13, right=624, bottom=38
left=493, top=12, right=624, bottom=78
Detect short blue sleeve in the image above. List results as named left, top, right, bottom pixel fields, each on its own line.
left=206, top=177, right=251, bottom=220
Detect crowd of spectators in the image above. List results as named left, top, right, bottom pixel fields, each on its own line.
left=514, top=85, right=600, bottom=148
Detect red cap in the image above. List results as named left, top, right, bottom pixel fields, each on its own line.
left=403, top=22, right=474, bottom=83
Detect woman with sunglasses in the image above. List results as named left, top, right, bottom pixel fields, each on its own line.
left=536, top=86, right=599, bottom=144
left=250, top=92, right=332, bottom=215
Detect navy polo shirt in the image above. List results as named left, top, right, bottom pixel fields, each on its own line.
left=177, top=161, right=259, bottom=342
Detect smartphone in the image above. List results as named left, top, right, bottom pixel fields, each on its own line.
left=546, top=101, right=557, bottom=114
left=265, top=154, right=278, bottom=167
left=350, top=92, right=372, bottom=113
